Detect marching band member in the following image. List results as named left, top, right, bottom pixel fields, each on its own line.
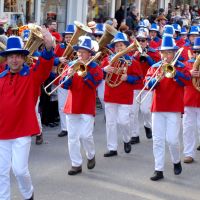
left=102, top=32, right=142, bottom=157
left=145, top=36, right=191, bottom=181
left=181, top=26, right=199, bottom=61
left=61, top=36, right=103, bottom=175
left=148, top=23, right=162, bottom=49
left=0, top=29, right=54, bottom=199
left=182, top=37, right=200, bottom=163
left=54, top=24, right=75, bottom=137
left=180, top=26, right=189, bottom=43
left=172, top=23, right=185, bottom=47
left=130, top=30, right=160, bottom=144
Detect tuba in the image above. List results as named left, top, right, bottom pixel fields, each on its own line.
left=96, top=24, right=117, bottom=63
left=192, top=54, right=200, bottom=91
left=0, top=41, right=6, bottom=63
left=24, top=24, right=44, bottom=65
left=105, top=40, right=140, bottom=88
left=56, top=21, right=92, bottom=74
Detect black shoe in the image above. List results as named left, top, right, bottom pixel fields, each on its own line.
left=197, top=145, right=200, bottom=151
left=174, top=162, right=182, bottom=175
left=68, top=166, right=82, bottom=175
left=87, top=156, right=96, bottom=169
left=124, top=142, right=131, bottom=153
left=130, top=136, right=140, bottom=144
left=150, top=171, right=164, bottom=181
left=144, top=126, right=152, bottom=139
left=104, top=150, right=118, bottom=157
left=35, top=134, right=43, bottom=145
left=58, top=130, right=68, bottom=137
left=26, top=193, right=34, bottom=200
left=48, top=122, right=57, bottom=128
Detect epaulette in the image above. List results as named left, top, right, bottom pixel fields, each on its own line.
left=60, top=43, right=66, bottom=49
left=148, top=47, right=156, bottom=53
left=88, top=61, right=98, bottom=68
left=188, top=58, right=195, bottom=63
left=175, top=60, right=185, bottom=68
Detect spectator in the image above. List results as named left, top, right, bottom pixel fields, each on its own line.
left=126, top=5, right=139, bottom=31
left=115, top=5, right=125, bottom=29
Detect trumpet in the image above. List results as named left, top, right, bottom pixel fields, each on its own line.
left=44, top=52, right=101, bottom=96
left=136, top=47, right=184, bottom=104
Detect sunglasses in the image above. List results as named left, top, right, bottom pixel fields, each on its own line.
left=138, top=39, right=146, bottom=42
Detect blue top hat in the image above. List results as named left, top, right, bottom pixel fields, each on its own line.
left=188, top=26, right=199, bottom=35
left=73, top=36, right=95, bottom=55
left=22, top=29, right=30, bottom=42
left=162, top=25, right=175, bottom=37
left=180, top=27, right=187, bottom=35
left=138, top=20, right=146, bottom=28
left=192, top=37, right=200, bottom=50
left=110, top=32, right=130, bottom=48
left=172, top=24, right=181, bottom=32
left=0, top=36, right=29, bottom=57
left=63, top=24, right=75, bottom=35
left=159, top=36, right=178, bottom=51
left=149, top=23, right=159, bottom=32
left=94, top=23, right=104, bottom=36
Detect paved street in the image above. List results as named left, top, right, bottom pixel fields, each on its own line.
left=11, top=109, right=200, bottom=200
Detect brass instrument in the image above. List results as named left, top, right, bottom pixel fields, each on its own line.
left=24, top=24, right=44, bottom=65
left=44, top=51, right=101, bottom=96
left=57, top=21, right=92, bottom=74
left=136, top=47, right=184, bottom=104
left=0, top=41, right=6, bottom=63
left=96, top=24, right=117, bottom=63
left=192, top=54, right=200, bottom=91
left=105, top=39, right=140, bottom=88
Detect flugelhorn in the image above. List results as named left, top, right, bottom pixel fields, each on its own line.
left=56, top=21, right=92, bottom=74
left=136, top=47, right=184, bottom=104
left=105, top=39, right=140, bottom=88
left=44, top=52, right=101, bottom=96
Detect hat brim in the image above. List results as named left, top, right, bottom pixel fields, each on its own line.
left=62, top=32, right=74, bottom=36
left=0, top=49, right=30, bottom=57
left=110, top=40, right=130, bottom=48
left=73, top=46, right=95, bottom=55
left=159, top=46, right=179, bottom=51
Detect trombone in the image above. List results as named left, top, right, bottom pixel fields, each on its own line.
left=136, top=47, right=184, bottom=104
left=44, top=52, right=101, bottom=96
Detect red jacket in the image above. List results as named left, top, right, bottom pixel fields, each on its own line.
left=63, top=60, right=103, bottom=115
left=0, top=50, right=54, bottom=139
left=184, top=59, right=200, bottom=107
left=145, top=60, right=191, bottom=112
left=101, top=55, right=143, bottom=104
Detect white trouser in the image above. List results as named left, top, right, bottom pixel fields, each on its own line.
left=66, top=114, right=95, bottom=167
left=0, top=137, right=33, bottom=200
left=35, top=97, right=42, bottom=133
left=152, top=112, right=181, bottom=171
left=97, top=80, right=105, bottom=109
left=58, top=87, right=68, bottom=131
left=183, top=107, right=200, bottom=158
left=130, top=90, right=152, bottom=137
left=105, top=103, right=132, bottom=151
